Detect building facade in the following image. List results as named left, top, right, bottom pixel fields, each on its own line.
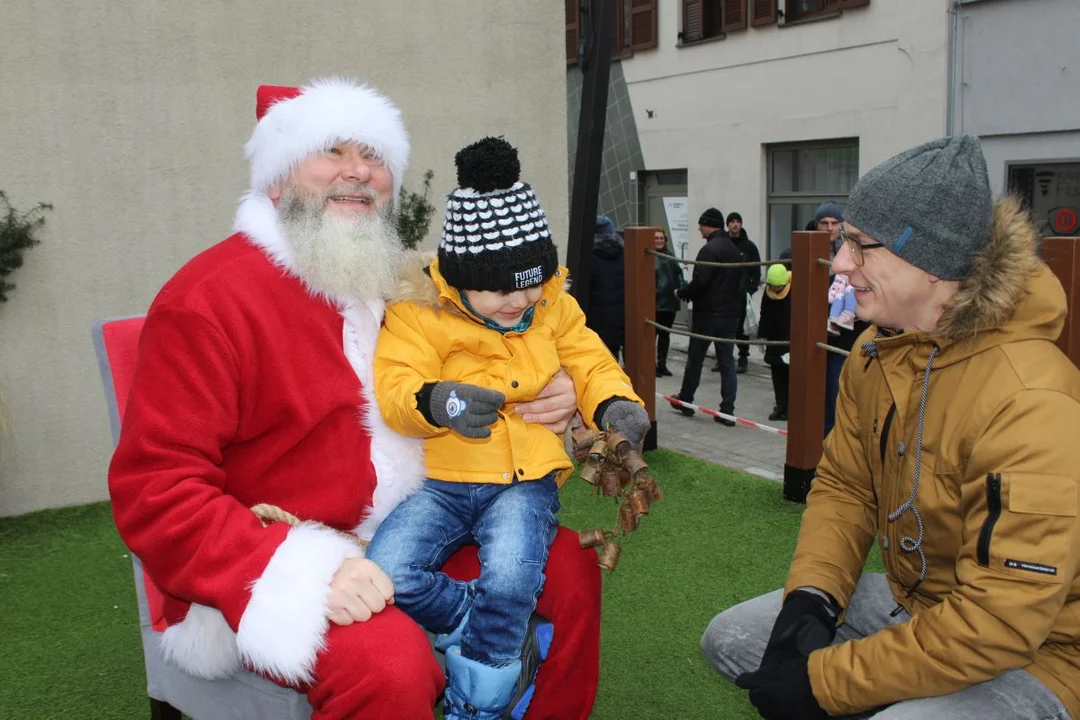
left=950, top=0, right=1080, bottom=236
left=0, top=1, right=568, bottom=516
left=568, top=0, right=951, bottom=262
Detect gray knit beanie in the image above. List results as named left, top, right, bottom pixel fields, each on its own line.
left=845, top=135, right=992, bottom=281
left=814, top=201, right=844, bottom=225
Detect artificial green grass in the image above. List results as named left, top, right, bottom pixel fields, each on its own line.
left=0, top=449, right=877, bottom=718
left=558, top=450, right=805, bottom=719
left=0, top=502, right=147, bottom=719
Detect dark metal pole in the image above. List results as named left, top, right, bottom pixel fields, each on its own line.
left=566, top=0, right=614, bottom=312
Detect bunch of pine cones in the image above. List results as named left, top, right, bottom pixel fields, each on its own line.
left=570, top=427, right=662, bottom=572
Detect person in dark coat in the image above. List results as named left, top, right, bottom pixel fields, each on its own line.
left=713, top=212, right=761, bottom=374
left=758, top=263, right=792, bottom=421
left=672, top=207, right=743, bottom=425
left=653, top=228, right=684, bottom=377
left=585, top=215, right=625, bottom=361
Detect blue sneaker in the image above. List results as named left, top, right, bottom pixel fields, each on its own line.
left=506, top=614, right=554, bottom=720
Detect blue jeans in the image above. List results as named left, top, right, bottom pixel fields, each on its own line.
left=824, top=352, right=846, bottom=436
left=366, top=474, right=561, bottom=667
left=679, top=313, right=739, bottom=414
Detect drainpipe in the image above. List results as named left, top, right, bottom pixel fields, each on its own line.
left=945, top=0, right=961, bottom=135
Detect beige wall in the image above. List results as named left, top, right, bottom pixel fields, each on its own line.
left=622, top=0, right=949, bottom=257
left=0, top=1, right=567, bottom=516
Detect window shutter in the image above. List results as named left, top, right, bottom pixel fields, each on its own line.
left=822, top=0, right=843, bottom=10
left=682, top=0, right=705, bottom=42
left=722, top=0, right=748, bottom=32
left=835, top=0, right=870, bottom=8
left=613, top=1, right=627, bottom=57
left=628, top=0, right=658, bottom=51
left=566, top=0, right=581, bottom=64
left=749, top=0, right=777, bottom=27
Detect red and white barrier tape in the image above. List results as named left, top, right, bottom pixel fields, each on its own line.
left=657, top=394, right=788, bottom=437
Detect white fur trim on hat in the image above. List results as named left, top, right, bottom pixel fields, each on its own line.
left=245, top=77, right=410, bottom=199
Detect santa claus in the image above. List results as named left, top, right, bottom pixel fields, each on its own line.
left=108, top=77, right=600, bottom=719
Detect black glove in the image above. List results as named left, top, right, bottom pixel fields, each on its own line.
left=426, top=382, right=505, bottom=439
left=598, top=399, right=650, bottom=448
left=759, top=590, right=839, bottom=669
left=736, top=656, right=829, bottom=720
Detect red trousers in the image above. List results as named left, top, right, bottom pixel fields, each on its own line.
left=301, top=527, right=601, bottom=719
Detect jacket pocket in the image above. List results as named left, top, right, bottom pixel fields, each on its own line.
left=976, top=473, right=1002, bottom=567
left=979, top=473, right=1078, bottom=583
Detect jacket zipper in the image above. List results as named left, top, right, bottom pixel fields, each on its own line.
left=878, top=402, right=898, bottom=580
left=976, top=473, right=1003, bottom=567
left=879, top=403, right=896, bottom=467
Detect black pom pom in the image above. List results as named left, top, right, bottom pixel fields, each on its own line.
left=455, top=136, right=521, bottom=193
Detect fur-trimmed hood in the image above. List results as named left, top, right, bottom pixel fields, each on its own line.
left=934, top=197, right=1065, bottom=350
left=391, top=250, right=442, bottom=308
left=388, top=250, right=572, bottom=316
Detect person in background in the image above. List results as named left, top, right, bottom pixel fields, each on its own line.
left=815, top=200, right=870, bottom=436
left=671, top=207, right=742, bottom=426
left=715, top=211, right=761, bottom=375
left=827, top=273, right=857, bottom=335
left=585, top=215, right=625, bottom=361
left=758, top=263, right=791, bottom=422
left=654, top=228, right=683, bottom=377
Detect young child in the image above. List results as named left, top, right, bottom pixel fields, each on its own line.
left=758, top=263, right=792, bottom=421
left=368, top=137, right=649, bottom=720
left=827, top=272, right=857, bottom=334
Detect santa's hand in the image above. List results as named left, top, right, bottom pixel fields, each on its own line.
left=516, top=369, right=577, bottom=432
left=327, top=557, right=395, bottom=626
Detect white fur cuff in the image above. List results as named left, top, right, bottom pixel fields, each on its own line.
left=236, top=523, right=364, bottom=685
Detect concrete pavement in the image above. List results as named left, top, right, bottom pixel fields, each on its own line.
left=652, top=332, right=789, bottom=482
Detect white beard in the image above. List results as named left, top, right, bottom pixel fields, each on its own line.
left=279, top=188, right=403, bottom=302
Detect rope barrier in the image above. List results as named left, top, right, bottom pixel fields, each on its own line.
left=647, top=249, right=790, bottom=269
left=659, top=394, right=788, bottom=437
left=251, top=503, right=369, bottom=548
left=816, top=342, right=851, bottom=357
left=646, top=319, right=789, bottom=346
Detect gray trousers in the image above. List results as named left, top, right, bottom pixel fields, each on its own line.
left=701, top=573, right=1071, bottom=720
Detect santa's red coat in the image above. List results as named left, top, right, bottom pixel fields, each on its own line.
left=108, top=194, right=426, bottom=683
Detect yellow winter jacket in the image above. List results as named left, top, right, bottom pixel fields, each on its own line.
left=787, top=199, right=1080, bottom=717
left=374, top=255, right=642, bottom=486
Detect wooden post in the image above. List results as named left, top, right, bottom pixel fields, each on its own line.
left=1043, top=236, right=1080, bottom=369
left=622, top=226, right=658, bottom=451
left=783, top=230, right=833, bottom=503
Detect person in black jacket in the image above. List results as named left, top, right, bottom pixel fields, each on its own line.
left=758, top=263, right=792, bottom=421
left=713, top=211, right=761, bottom=374
left=671, top=207, right=742, bottom=426
left=585, top=215, right=625, bottom=361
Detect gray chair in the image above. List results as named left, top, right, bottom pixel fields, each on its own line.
left=93, top=316, right=314, bottom=719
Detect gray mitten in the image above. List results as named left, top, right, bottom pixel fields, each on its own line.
left=599, top=400, right=650, bottom=448
left=429, top=382, right=506, bottom=439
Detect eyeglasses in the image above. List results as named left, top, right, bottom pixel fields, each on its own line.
left=840, top=226, right=886, bottom=266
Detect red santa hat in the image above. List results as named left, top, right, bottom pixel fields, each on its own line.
left=245, top=77, right=410, bottom=200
